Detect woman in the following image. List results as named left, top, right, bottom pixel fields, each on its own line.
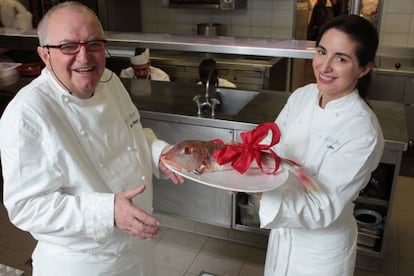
left=259, top=15, right=384, bottom=275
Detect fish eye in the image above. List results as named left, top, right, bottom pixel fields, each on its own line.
left=184, top=146, right=191, bottom=154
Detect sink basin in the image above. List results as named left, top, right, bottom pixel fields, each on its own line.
left=214, top=88, right=259, bottom=115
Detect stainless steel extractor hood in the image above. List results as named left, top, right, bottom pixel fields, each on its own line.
left=161, top=0, right=247, bottom=10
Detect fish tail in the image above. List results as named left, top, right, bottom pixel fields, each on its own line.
left=294, top=168, right=321, bottom=192
left=282, top=160, right=321, bottom=191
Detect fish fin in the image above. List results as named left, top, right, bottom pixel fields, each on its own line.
left=194, top=161, right=209, bottom=175
left=193, top=169, right=202, bottom=175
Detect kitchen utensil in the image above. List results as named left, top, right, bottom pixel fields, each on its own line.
left=357, top=231, right=380, bottom=248
left=197, top=23, right=222, bottom=36
left=354, top=209, right=383, bottom=226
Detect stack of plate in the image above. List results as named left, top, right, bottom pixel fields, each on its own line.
left=0, top=62, right=22, bottom=88
left=0, top=263, right=24, bottom=275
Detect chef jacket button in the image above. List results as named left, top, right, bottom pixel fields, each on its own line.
left=127, top=146, right=132, bottom=151
left=80, top=129, right=86, bottom=136
left=141, top=175, right=146, bottom=181
left=99, top=163, right=104, bottom=168
left=63, top=96, right=69, bottom=103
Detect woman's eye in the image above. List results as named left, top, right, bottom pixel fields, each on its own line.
left=336, top=56, right=347, bottom=63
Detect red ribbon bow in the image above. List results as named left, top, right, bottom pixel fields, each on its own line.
left=213, top=122, right=281, bottom=174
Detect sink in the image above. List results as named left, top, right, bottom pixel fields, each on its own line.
left=214, top=88, right=259, bottom=115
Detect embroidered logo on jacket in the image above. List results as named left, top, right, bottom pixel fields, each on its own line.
left=125, top=111, right=139, bottom=128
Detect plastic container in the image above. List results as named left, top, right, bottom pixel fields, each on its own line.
left=239, top=202, right=260, bottom=227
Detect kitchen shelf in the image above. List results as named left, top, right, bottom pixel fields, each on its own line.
left=355, top=196, right=388, bottom=207
left=0, top=27, right=316, bottom=59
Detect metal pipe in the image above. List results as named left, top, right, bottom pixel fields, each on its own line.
left=349, top=0, right=362, bottom=15
left=205, top=68, right=216, bottom=100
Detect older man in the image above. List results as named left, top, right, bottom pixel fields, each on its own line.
left=0, top=2, right=183, bottom=275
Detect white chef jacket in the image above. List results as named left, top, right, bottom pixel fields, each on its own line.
left=260, top=83, right=384, bottom=276
left=0, top=68, right=168, bottom=275
left=120, top=66, right=171, bottom=82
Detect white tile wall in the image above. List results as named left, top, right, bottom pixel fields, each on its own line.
left=140, top=0, right=296, bottom=39
left=140, top=0, right=414, bottom=47
left=379, top=0, right=414, bottom=46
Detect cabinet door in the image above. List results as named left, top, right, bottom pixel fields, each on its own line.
left=367, top=72, right=406, bottom=102
left=142, top=119, right=234, bottom=227
left=404, top=77, right=414, bottom=104
left=405, top=105, right=414, bottom=142
left=404, top=77, right=414, bottom=142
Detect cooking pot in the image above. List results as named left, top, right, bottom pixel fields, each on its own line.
left=197, top=23, right=222, bottom=36
left=354, top=209, right=383, bottom=226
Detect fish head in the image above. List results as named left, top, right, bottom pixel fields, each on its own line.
left=160, top=140, right=210, bottom=172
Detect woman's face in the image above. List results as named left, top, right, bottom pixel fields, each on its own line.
left=312, top=28, right=372, bottom=107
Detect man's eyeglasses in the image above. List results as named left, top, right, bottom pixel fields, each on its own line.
left=42, top=40, right=107, bottom=55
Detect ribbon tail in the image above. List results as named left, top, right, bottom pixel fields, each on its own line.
left=283, top=160, right=321, bottom=191
left=257, top=150, right=280, bottom=175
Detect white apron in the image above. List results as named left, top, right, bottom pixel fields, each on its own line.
left=33, top=240, right=157, bottom=276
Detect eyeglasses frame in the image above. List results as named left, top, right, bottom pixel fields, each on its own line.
left=42, top=39, right=107, bottom=55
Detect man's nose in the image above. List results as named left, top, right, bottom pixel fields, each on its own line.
left=76, top=45, right=89, bottom=59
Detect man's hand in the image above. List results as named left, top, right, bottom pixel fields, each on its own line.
left=114, top=185, right=160, bottom=240
left=159, top=145, right=185, bottom=184
left=159, top=160, right=185, bottom=184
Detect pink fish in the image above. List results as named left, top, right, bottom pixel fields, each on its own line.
left=161, top=139, right=320, bottom=191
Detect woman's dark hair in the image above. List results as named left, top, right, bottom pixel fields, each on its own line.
left=316, top=15, right=379, bottom=99
left=199, top=58, right=218, bottom=85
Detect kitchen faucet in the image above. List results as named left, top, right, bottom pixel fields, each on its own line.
left=193, top=68, right=220, bottom=117
left=205, top=68, right=215, bottom=100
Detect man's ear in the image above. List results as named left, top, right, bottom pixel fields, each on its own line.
left=37, top=46, right=49, bottom=65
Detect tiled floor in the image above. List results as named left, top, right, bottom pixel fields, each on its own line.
left=1, top=175, right=413, bottom=276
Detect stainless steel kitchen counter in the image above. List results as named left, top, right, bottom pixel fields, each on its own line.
left=0, top=76, right=407, bottom=151
left=122, top=79, right=408, bottom=151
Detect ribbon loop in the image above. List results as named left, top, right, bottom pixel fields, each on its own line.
left=213, top=122, right=282, bottom=174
